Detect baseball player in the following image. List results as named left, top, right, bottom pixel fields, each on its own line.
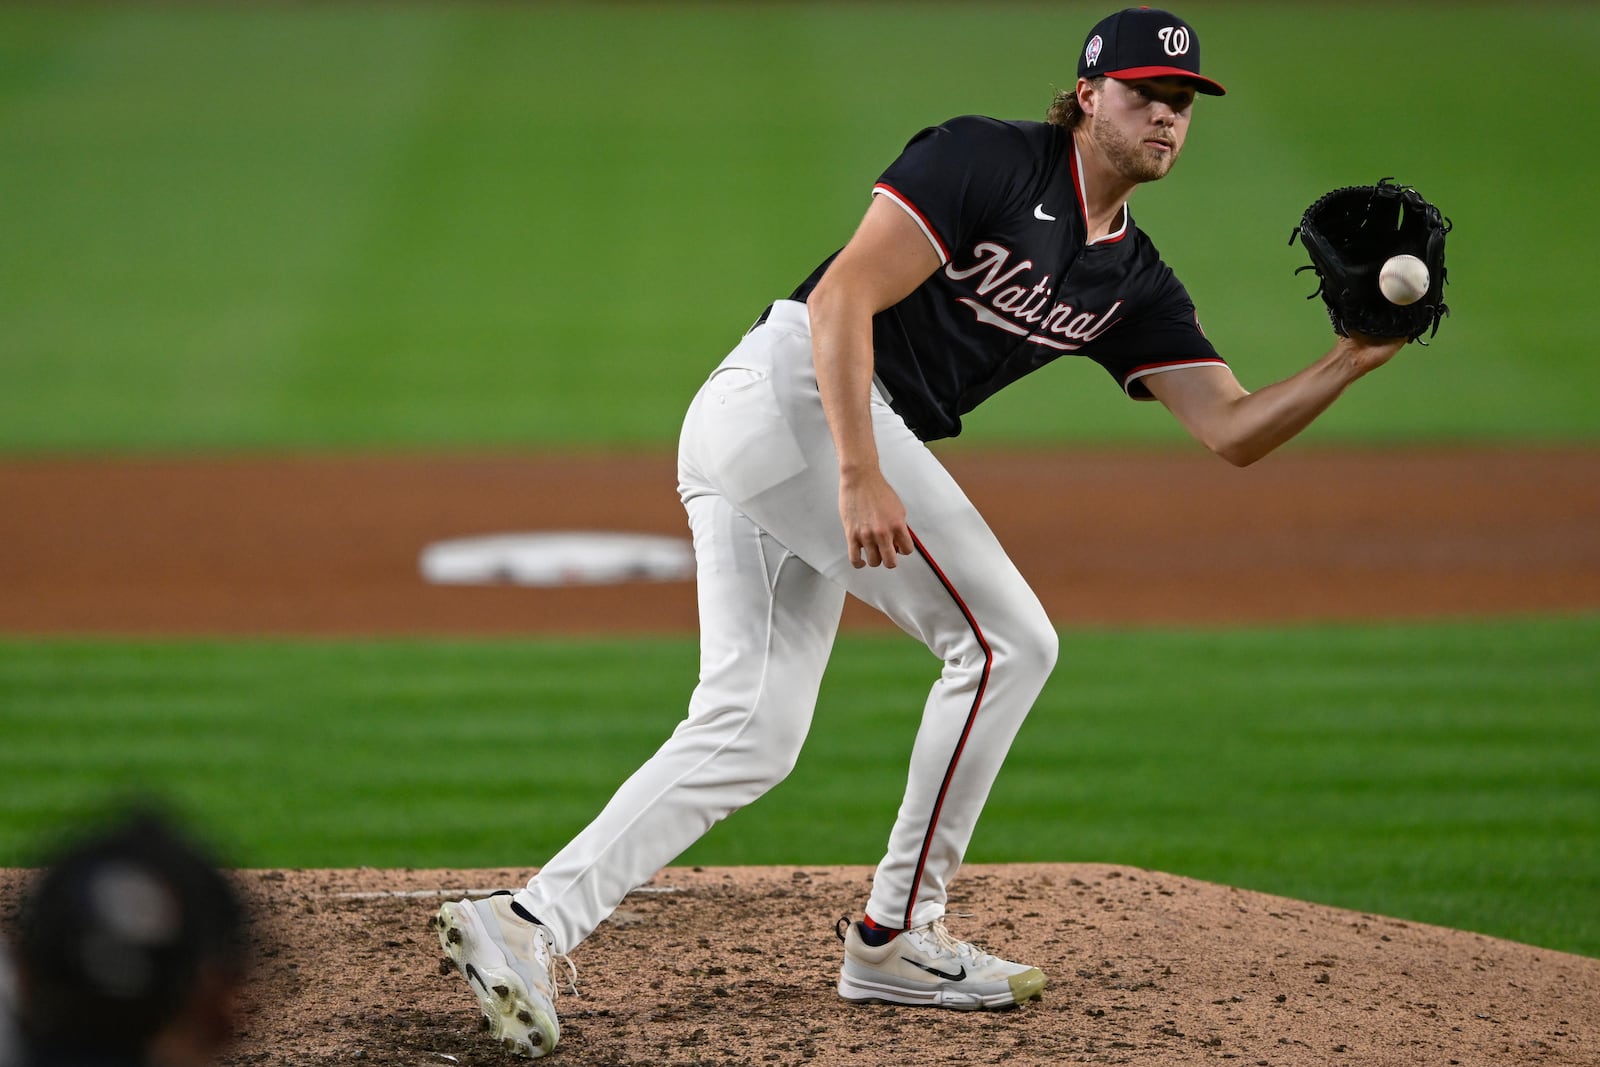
left=435, top=7, right=1410, bottom=1056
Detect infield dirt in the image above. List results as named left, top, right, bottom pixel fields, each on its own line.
left=3, top=448, right=1598, bottom=634
left=2, top=449, right=1598, bottom=1065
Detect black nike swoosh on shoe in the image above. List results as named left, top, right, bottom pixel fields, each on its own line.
left=903, top=958, right=966, bottom=981
left=466, top=962, right=489, bottom=993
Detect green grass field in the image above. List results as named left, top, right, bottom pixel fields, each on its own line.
left=1, top=2, right=1596, bottom=966
left=4, top=618, right=1597, bottom=957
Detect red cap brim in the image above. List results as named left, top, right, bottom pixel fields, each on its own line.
left=1107, top=65, right=1227, bottom=96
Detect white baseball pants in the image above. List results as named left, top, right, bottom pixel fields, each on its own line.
left=517, top=300, right=1057, bottom=954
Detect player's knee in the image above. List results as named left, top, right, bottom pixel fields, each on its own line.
left=735, top=715, right=810, bottom=790
left=944, top=600, right=1057, bottom=682
left=739, top=726, right=812, bottom=793
left=1000, top=610, right=1058, bottom=684
left=946, top=606, right=1057, bottom=698
left=1033, top=619, right=1061, bottom=676
left=677, top=693, right=812, bottom=791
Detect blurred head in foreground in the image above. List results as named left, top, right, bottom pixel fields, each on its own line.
left=7, top=807, right=247, bottom=1067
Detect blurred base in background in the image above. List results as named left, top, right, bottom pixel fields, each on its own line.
left=2, top=448, right=1596, bottom=636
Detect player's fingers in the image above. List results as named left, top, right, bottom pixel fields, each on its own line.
left=848, top=536, right=866, bottom=569
left=876, top=529, right=904, bottom=569
left=861, top=537, right=884, bottom=568
left=894, top=527, right=916, bottom=558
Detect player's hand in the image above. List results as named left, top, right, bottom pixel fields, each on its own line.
left=839, top=470, right=914, bottom=569
left=1338, top=330, right=1408, bottom=375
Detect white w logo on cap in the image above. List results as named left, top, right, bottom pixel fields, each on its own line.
left=1158, top=26, right=1191, bottom=57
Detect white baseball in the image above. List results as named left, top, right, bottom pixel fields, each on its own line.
left=1379, top=254, right=1429, bottom=306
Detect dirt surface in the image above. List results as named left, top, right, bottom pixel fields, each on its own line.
left=6, top=864, right=1595, bottom=1067
left=4, top=449, right=1598, bottom=1064
left=2, top=449, right=1598, bottom=635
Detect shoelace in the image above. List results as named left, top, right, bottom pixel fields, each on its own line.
left=553, top=950, right=579, bottom=996
left=529, top=925, right=580, bottom=997
left=914, top=918, right=1002, bottom=968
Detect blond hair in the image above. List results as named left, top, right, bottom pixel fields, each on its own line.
left=1045, top=77, right=1104, bottom=129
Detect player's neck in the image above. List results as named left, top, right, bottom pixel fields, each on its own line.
left=1070, top=127, right=1137, bottom=242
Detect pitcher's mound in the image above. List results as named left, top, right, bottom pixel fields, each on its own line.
left=213, top=864, right=1597, bottom=1066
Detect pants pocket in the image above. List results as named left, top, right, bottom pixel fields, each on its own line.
left=690, top=365, right=809, bottom=504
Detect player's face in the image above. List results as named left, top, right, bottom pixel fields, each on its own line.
left=1086, top=76, right=1195, bottom=183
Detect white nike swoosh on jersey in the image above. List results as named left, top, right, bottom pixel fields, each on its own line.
left=957, top=299, right=1081, bottom=351
left=1033, top=204, right=1056, bottom=221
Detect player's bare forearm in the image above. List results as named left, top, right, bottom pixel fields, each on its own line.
left=807, top=286, right=883, bottom=480
left=807, top=284, right=913, bottom=568
left=807, top=197, right=941, bottom=480
left=1208, top=349, right=1358, bottom=466
left=1148, top=333, right=1406, bottom=466
left=804, top=196, right=941, bottom=567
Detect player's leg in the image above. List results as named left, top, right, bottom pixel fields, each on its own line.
left=828, top=448, right=1055, bottom=1008
left=844, top=466, right=1057, bottom=936
left=512, top=492, right=843, bottom=954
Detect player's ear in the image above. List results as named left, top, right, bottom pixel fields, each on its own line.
left=1075, top=77, right=1098, bottom=116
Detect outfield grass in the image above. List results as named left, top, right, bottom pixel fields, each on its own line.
left=2, top=2, right=1597, bottom=450
left=4, top=616, right=1596, bottom=958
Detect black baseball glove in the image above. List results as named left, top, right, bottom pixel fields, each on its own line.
left=1289, top=178, right=1451, bottom=342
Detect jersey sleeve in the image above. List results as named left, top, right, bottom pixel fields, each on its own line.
left=872, top=116, right=1036, bottom=265
left=1087, top=268, right=1227, bottom=400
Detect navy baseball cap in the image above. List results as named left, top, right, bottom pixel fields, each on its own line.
left=1078, top=7, right=1226, bottom=96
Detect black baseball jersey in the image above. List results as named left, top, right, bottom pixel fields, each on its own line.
left=791, top=115, right=1226, bottom=441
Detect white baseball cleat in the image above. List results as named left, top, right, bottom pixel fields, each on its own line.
left=836, top=916, right=1046, bottom=1010
left=434, top=892, right=564, bottom=1057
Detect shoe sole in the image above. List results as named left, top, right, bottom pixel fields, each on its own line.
left=837, top=959, right=1047, bottom=1010
left=433, top=900, right=559, bottom=1057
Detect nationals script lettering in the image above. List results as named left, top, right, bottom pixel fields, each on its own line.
left=944, top=241, right=1123, bottom=351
